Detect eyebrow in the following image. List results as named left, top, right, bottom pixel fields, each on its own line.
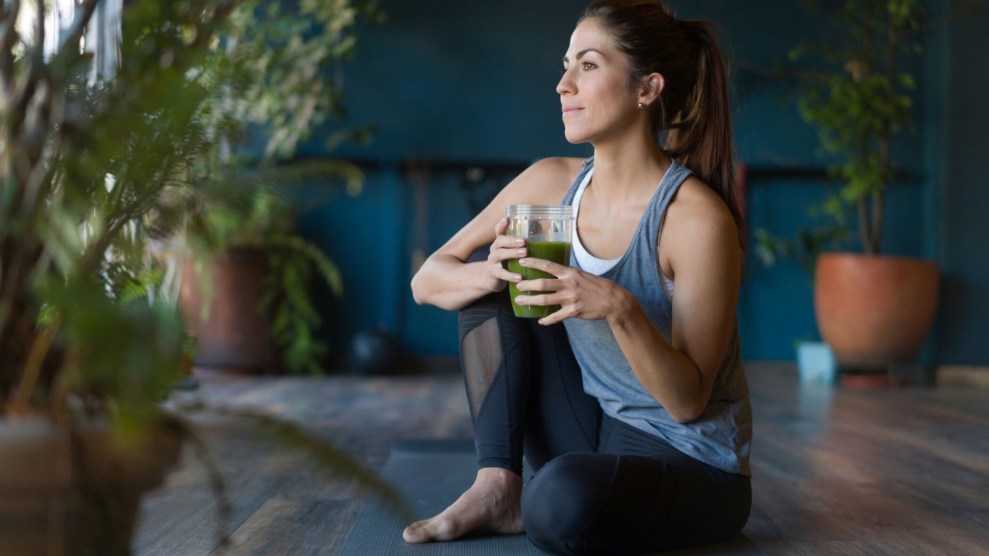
left=562, top=48, right=603, bottom=64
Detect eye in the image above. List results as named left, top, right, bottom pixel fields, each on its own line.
left=581, top=61, right=597, bottom=71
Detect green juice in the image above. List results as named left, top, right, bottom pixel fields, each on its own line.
left=507, top=240, right=571, bottom=318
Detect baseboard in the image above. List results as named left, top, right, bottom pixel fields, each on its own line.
left=936, top=366, right=989, bottom=389
left=318, top=353, right=459, bottom=376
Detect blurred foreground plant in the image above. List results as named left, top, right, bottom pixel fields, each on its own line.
left=0, top=0, right=400, bottom=552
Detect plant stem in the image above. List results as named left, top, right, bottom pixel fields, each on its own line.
left=857, top=193, right=874, bottom=254
left=9, top=318, right=60, bottom=414
left=871, top=11, right=902, bottom=257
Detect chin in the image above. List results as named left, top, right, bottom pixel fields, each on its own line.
left=563, top=128, right=590, bottom=145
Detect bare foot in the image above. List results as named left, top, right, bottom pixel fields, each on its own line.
left=402, top=467, right=524, bottom=543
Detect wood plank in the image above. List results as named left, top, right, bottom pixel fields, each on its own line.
left=217, top=499, right=359, bottom=556
left=746, top=364, right=989, bottom=554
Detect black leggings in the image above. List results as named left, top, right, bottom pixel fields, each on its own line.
left=458, top=252, right=751, bottom=555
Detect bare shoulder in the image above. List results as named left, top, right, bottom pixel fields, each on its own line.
left=502, top=157, right=586, bottom=203
left=663, top=176, right=740, bottom=269
left=666, top=176, right=737, bottom=236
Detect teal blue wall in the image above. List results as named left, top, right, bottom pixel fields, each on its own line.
left=936, top=2, right=989, bottom=364
left=290, top=1, right=987, bottom=365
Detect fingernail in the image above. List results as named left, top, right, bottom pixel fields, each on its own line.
left=517, top=248, right=526, bottom=256
left=514, top=275, right=522, bottom=282
left=519, top=258, right=528, bottom=265
left=515, top=237, right=524, bottom=245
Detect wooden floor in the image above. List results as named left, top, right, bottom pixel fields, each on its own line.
left=133, top=363, right=989, bottom=555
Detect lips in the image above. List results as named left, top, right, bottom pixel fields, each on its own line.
left=562, top=106, right=583, bottom=116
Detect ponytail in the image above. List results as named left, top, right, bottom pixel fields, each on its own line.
left=666, top=20, right=743, bottom=237
left=580, top=1, right=745, bottom=239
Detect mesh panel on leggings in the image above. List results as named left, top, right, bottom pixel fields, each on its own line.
left=459, top=316, right=502, bottom=424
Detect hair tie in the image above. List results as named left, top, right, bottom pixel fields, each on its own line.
left=682, top=20, right=711, bottom=48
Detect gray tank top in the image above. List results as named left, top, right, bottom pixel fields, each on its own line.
left=561, top=158, right=752, bottom=476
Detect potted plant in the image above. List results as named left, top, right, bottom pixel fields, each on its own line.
left=0, top=1, right=396, bottom=553
left=788, top=0, right=939, bottom=384
left=179, top=180, right=349, bottom=375
left=0, top=1, right=243, bottom=552
left=175, top=0, right=381, bottom=375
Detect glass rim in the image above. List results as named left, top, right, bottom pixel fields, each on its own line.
left=506, top=204, right=574, bottom=217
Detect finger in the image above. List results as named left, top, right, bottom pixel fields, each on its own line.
left=492, top=233, right=525, bottom=250
left=538, top=314, right=560, bottom=326
left=538, top=306, right=570, bottom=326
left=490, top=238, right=525, bottom=266
left=493, top=263, right=523, bottom=283
left=494, top=216, right=510, bottom=235
left=519, top=257, right=569, bottom=275
left=516, top=278, right=561, bottom=292
left=492, top=245, right=528, bottom=264
left=513, top=292, right=558, bottom=307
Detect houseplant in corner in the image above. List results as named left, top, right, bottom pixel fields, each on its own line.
left=790, top=0, right=939, bottom=385
left=176, top=0, right=379, bottom=375
left=0, top=1, right=398, bottom=553
left=178, top=179, right=350, bottom=375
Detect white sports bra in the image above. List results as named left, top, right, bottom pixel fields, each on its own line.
left=570, top=168, right=675, bottom=297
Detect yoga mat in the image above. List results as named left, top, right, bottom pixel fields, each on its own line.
left=340, top=439, right=543, bottom=555
left=341, top=439, right=763, bottom=556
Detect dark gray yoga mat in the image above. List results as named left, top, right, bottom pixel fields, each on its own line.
left=341, top=439, right=763, bottom=556
left=340, top=439, right=544, bottom=555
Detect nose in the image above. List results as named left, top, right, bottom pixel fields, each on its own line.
left=556, top=68, right=574, bottom=96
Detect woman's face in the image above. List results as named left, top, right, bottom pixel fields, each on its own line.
left=557, top=19, right=639, bottom=145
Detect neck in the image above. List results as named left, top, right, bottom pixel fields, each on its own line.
left=590, top=127, right=671, bottom=199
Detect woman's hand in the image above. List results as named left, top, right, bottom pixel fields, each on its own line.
left=512, top=257, right=630, bottom=326
left=482, top=217, right=527, bottom=293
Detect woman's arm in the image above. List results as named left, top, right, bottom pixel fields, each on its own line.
left=515, top=177, right=740, bottom=423
left=614, top=179, right=740, bottom=422
left=410, top=157, right=582, bottom=311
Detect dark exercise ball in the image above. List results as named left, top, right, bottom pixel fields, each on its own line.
left=349, top=328, right=400, bottom=376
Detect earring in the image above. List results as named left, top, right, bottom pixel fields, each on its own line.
left=637, top=102, right=645, bottom=110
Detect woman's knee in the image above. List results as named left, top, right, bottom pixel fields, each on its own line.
left=521, top=453, right=615, bottom=554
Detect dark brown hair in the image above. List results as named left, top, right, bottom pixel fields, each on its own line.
left=580, top=0, right=743, bottom=235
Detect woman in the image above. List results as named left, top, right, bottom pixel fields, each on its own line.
left=405, top=0, right=751, bottom=553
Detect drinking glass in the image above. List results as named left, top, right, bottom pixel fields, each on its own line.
left=505, top=204, right=574, bottom=318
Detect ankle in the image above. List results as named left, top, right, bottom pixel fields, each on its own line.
left=477, top=467, right=522, bottom=488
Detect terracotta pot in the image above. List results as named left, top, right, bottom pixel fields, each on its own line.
left=814, top=252, right=939, bottom=367
left=180, top=247, right=275, bottom=372
left=0, top=416, right=183, bottom=555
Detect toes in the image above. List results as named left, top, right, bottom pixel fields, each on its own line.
left=403, top=517, right=462, bottom=543
left=402, top=521, right=429, bottom=543
left=431, top=517, right=461, bottom=541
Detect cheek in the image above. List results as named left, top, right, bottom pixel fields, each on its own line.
left=589, top=78, right=633, bottom=113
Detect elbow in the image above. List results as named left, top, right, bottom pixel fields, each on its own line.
left=669, top=400, right=706, bottom=424
left=410, top=273, right=428, bottom=306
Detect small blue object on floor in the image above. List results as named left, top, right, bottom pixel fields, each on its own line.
left=796, top=341, right=837, bottom=385
left=341, top=439, right=764, bottom=556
